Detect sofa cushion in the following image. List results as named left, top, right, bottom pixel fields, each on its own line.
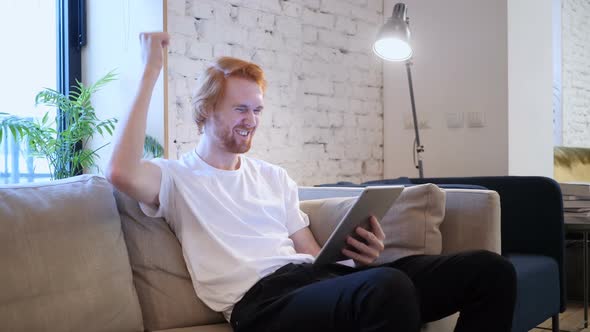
left=508, top=254, right=560, bottom=332
left=301, top=197, right=356, bottom=247
left=300, top=184, right=446, bottom=264
left=440, top=189, right=501, bottom=255
left=0, top=175, right=143, bottom=332
left=376, top=183, right=446, bottom=263
left=114, top=190, right=225, bottom=331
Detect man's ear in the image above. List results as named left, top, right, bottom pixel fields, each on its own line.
left=201, top=106, right=216, bottom=133
left=205, top=104, right=216, bottom=119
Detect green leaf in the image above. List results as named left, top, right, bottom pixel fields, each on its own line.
left=144, top=135, right=164, bottom=158
left=1, top=68, right=119, bottom=181
left=9, top=125, right=17, bottom=140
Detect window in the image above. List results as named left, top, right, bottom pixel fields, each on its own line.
left=552, top=0, right=562, bottom=146
left=0, top=0, right=85, bottom=184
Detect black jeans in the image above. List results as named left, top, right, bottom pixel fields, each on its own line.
left=230, top=250, right=516, bottom=332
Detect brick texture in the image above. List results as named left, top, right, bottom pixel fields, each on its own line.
left=166, top=0, right=384, bottom=185
left=562, top=0, right=590, bottom=146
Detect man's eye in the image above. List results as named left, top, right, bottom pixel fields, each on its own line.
left=254, top=109, right=262, bottom=114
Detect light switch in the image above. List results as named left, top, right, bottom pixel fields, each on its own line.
left=403, top=112, right=431, bottom=130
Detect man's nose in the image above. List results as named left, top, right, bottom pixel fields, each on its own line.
left=243, top=109, right=257, bottom=127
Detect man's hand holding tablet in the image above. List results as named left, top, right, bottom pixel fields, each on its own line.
left=342, top=215, right=386, bottom=266
left=313, top=186, right=404, bottom=266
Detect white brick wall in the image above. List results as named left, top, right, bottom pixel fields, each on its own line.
left=167, top=0, right=384, bottom=185
left=562, top=0, right=590, bottom=146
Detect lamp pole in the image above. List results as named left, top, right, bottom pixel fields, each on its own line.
left=405, top=60, right=424, bottom=178
left=373, top=3, right=425, bottom=178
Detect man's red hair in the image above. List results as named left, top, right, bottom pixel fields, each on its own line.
left=192, top=57, right=267, bottom=133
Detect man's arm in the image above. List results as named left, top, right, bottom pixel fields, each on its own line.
left=290, top=227, right=322, bottom=257
left=105, top=32, right=170, bottom=205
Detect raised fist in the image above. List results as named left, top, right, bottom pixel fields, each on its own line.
left=139, top=32, right=170, bottom=72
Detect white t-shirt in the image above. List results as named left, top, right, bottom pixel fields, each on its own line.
left=139, top=150, right=315, bottom=321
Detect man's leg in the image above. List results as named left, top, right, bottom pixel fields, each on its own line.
left=231, top=264, right=421, bottom=332
left=387, top=250, right=517, bottom=332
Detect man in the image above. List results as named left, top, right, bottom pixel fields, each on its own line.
left=107, top=32, right=516, bottom=332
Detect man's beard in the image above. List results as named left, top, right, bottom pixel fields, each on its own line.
left=213, top=120, right=254, bottom=154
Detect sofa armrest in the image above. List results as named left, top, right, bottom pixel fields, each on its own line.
left=440, top=189, right=501, bottom=255
left=411, top=176, right=566, bottom=312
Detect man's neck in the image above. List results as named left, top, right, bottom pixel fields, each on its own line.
left=195, top=139, right=241, bottom=171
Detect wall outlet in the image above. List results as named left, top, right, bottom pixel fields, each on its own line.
left=467, top=112, right=486, bottom=128
left=446, top=112, right=464, bottom=128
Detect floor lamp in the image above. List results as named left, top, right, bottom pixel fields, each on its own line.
left=373, top=3, right=424, bottom=178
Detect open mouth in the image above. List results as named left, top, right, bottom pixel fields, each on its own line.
left=235, top=129, right=252, bottom=137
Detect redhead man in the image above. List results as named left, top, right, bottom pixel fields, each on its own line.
left=107, top=32, right=516, bottom=332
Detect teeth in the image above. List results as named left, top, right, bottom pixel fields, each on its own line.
left=237, top=130, right=249, bottom=136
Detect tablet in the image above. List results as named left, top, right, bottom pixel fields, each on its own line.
left=313, top=185, right=404, bottom=265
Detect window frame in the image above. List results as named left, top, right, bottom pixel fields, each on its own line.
left=57, top=0, right=86, bottom=176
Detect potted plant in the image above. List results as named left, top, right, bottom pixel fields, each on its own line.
left=0, top=71, right=120, bottom=180
left=1, top=70, right=166, bottom=180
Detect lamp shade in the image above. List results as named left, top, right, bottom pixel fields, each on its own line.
left=373, top=3, right=413, bottom=61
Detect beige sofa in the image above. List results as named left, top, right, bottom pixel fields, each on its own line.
left=0, top=175, right=500, bottom=332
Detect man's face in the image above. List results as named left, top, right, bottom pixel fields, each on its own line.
left=205, top=77, right=264, bottom=154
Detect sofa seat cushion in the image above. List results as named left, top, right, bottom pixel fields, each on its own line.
left=0, top=175, right=143, bottom=332
left=114, top=190, right=225, bottom=331
left=155, top=323, right=232, bottom=332
left=508, top=254, right=560, bottom=332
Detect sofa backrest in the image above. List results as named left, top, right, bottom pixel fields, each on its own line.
left=114, top=189, right=226, bottom=330
left=299, top=186, right=502, bottom=256
left=0, top=175, right=143, bottom=332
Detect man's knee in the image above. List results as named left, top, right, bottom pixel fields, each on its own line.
left=464, top=250, right=516, bottom=288
left=355, top=267, right=421, bottom=331
left=469, top=250, right=515, bottom=274
left=359, top=267, right=415, bottom=299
